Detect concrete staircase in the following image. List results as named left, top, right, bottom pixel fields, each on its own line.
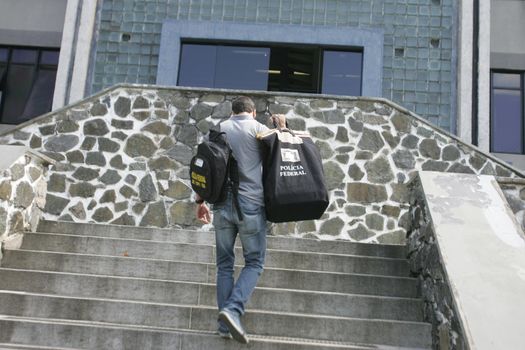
left=0, top=220, right=432, bottom=349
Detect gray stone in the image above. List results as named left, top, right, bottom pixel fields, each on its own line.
left=348, top=224, right=375, bottom=241
left=133, top=96, right=150, bottom=109
left=110, top=155, right=126, bottom=170
left=100, top=170, right=122, bottom=185
left=390, top=183, right=410, bottom=203
left=98, top=137, right=120, bottom=153
left=142, top=121, right=171, bottom=135
left=69, top=202, right=86, bottom=220
left=112, top=213, right=136, bottom=226
left=358, top=113, right=387, bottom=125
left=140, top=202, right=170, bottom=227
left=50, top=163, right=75, bottom=173
left=336, top=146, right=354, bottom=154
left=139, top=174, right=157, bottom=202
left=312, top=109, right=345, bottom=124
left=155, top=171, right=170, bottom=180
left=39, top=124, right=55, bottom=136
left=269, top=104, right=292, bottom=115
left=294, top=102, right=313, bottom=118
left=114, top=97, right=131, bottom=117
left=111, top=119, right=134, bottom=129
left=87, top=200, right=96, bottom=210
left=202, top=94, right=224, bottom=104
left=69, top=109, right=89, bottom=122
left=132, top=111, right=150, bottom=121
left=66, top=150, right=84, bottom=163
left=335, top=127, right=349, bottom=143
left=496, top=165, right=512, bottom=177
left=375, top=104, right=392, bottom=116
left=387, top=219, right=395, bottom=230
left=40, top=151, right=65, bottom=162
left=155, top=109, right=169, bottom=119
left=90, top=102, right=108, bottom=116
left=163, top=180, right=192, bottom=200
left=196, top=120, right=212, bottom=134
left=0, top=180, right=12, bottom=200
left=100, top=190, right=116, bottom=203
left=382, top=205, right=401, bottom=218
left=273, top=222, right=297, bottom=235
left=442, top=145, right=460, bottom=161
left=323, top=162, right=345, bottom=190
left=190, top=103, right=213, bottom=121
left=422, top=160, right=449, bottom=172
left=148, top=156, right=180, bottom=171
left=132, top=202, right=146, bottom=214
left=84, top=119, right=110, bottom=136
left=13, top=181, right=34, bottom=208
left=348, top=164, right=364, bottom=181
left=468, top=154, right=486, bottom=171
left=44, top=194, right=70, bottom=215
left=212, top=101, right=232, bottom=118
left=286, top=118, right=306, bottom=131
left=335, top=154, right=349, bottom=164
left=355, top=151, right=373, bottom=160
left=315, top=140, right=333, bottom=159
left=174, top=110, right=190, bottom=124
left=320, top=217, right=345, bottom=236
left=169, top=201, right=199, bottom=227
left=44, top=135, right=79, bottom=152
left=398, top=212, right=411, bottom=231
left=377, top=230, right=405, bottom=244
left=48, top=174, right=66, bottom=193
left=86, top=152, right=106, bottom=166
left=345, top=205, right=366, bottom=217
left=125, top=174, right=137, bottom=185
left=308, top=126, right=334, bottom=140
left=124, top=134, right=157, bottom=158
left=382, top=131, right=400, bottom=149
left=365, top=157, right=394, bottom=184
left=347, top=183, right=388, bottom=203
left=81, top=137, right=96, bottom=150
left=391, top=112, right=412, bottom=133
left=393, top=150, right=415, bottom=169
left=69, top=183, right=96, bottom=198
left=13, top=131, right=30, bottom=140
left=56, top=120, right=79, bottom=134
left=401, top=134, right=419, bottom=149
left=129, top=162, right=146, bottom=171
left=416, top=127, right=434, bottom=138
left=365, top=213, right=384, bottom=231
left=310, top=99, right=334, bottom=109
left=120, top=185, right=138, bottom=198
left=9, top=210, right=24, bottom=233
left=175, top=125, right=198, bottom=146
left=480, top=163, right=497, bottom=176
left=114, top=201, right=128, bottom=212
left=0, top=207, right=6, bottom=234
left=357, top=128, right=384, bottom=153
left=447, top=163, right=475, bottom=174
left=10, top=164, right=25, bottom=181
left=419, top=139, right=441, bottom=160
left=171, top=96, right=191, bottom=109
left=160, top=136, right=175, bottom=150
left=348, top=117, right=363, bottom=132
left=72, top=167, right=99, bottom=181
left=92, top=207, right=114, bottom=223
left=29, top=135, right=42, bottom=149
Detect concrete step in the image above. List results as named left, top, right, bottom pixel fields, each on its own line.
left=19, top=232, right=410, bottom=277
left=37, top=220, right=407, bottom=259
left=0, top=292, right=432, bottom=348
left=0, top=252, right=423, bottom=321
left=0, top=317, right=430, bottom=350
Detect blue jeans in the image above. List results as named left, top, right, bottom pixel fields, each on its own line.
left=212, top=192, right=267, bottom=319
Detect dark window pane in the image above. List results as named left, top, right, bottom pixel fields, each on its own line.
left=268, top=47, right=317, bottom=93
left=493, top=73, right=521, bottom=89
left=1, top=64, right=36, bottom=123
left=0, top=48, right=8, bottom=62
left=214, top=46, right=270, bottom=90
left=492, top=89, right=522, bottom=153
left=178, top=44, right=216, bottom=88
left=21, top=69, right=57, bottom=120
left=11, top=49, right=38, bottom=64
left=40, top=50, right=60, bottom=66
left=322, top=51, right=362, bottom=96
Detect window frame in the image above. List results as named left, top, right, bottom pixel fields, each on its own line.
left=177, top=40, right=363, bottom=96
left=490, top=69, right=525, bottom=154
left=0, top=45, right=60, bottom=125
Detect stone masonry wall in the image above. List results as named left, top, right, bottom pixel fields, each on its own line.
left=407, top=175, right=466, bottom=350
left=0, top=152, right=53, bottom=258
left=496, top=177, right=525, bottom=234
left=0, top=85, right=521, bottom=244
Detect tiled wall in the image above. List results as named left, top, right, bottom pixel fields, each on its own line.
left=93, top=0, right=455, bottom=131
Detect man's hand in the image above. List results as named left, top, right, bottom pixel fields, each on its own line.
left=196, top=202, right=211, bottom=224
left=271, top=114, right=287, bottom=128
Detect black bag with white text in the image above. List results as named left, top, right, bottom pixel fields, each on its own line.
left=257, top=128, right=329, bottom=223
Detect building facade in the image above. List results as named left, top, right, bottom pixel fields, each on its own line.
left=0, top=0, right=524, bottom=169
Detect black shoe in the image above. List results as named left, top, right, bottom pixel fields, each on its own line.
left=218, top=309, right=249, bottom=344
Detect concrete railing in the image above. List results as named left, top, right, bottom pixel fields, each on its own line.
left=0, top=145, right=55, bottom=258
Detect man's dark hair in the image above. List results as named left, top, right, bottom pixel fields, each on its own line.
left=232, top=96, right=256, bottom=114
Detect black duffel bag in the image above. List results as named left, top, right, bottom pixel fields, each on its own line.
left=257, top=128, right=329, bottom=223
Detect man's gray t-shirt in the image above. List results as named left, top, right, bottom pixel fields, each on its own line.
left=220, top=114, right=269, bottom=206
